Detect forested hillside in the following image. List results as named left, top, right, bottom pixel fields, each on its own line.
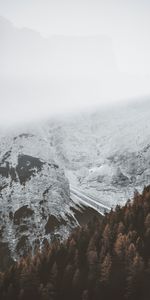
left=1, top=186, right=150, bottom=300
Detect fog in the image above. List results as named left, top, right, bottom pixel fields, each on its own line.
left=0, top=0, right=150, bottom=127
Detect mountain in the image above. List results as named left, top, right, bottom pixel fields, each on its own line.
left=0, top=99, right=150, bottom=271
left=0, top=185, right=150, bottom=300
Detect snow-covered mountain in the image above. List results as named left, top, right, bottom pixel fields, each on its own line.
left=51, top=99, right=150, bottom=207
left=0, top=99, right=150, bottom=270
left=0, top=130, right=101, bottom=271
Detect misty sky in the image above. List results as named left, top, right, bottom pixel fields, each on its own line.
left=0, top=0, right=150, bottom=127
left=1, top=0, right=150, bottom=75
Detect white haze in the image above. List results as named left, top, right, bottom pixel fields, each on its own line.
left=0, top=0, right=150, bottom=127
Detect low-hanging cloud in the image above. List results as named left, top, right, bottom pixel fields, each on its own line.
left=0, top=0, right=150, bottom=127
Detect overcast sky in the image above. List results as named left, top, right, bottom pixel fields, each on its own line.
left=0, top=0, right=150, bottom=127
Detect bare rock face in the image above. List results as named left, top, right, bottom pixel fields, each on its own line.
left=45, top=215, right=67, bottom=234
left=13, top=205, right=34, bottom=225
